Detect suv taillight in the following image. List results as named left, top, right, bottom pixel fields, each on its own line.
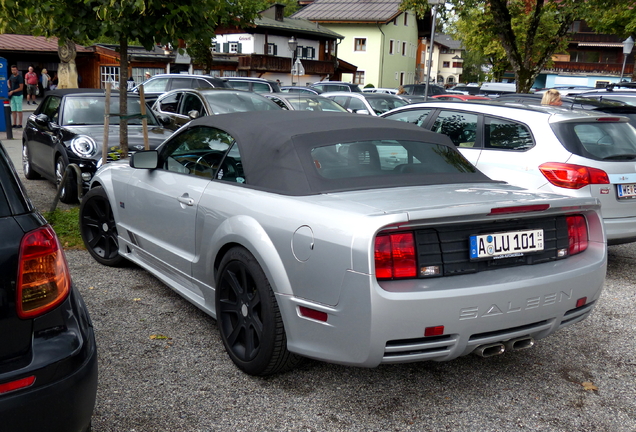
left=539, top=162, right=609, bottom=189
left=17, top=225, right=70, bottom=319
left=374, top=232, right=416, bottom=279
left=567, top=215, right=588, bottom=255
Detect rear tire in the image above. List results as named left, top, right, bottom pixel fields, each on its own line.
left=216, top=247, right=303, bottom=375
left=56, top=155, right=78, bottom=204
left=79, top=186, right=125, bottom=267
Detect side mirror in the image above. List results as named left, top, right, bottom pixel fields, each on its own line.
left=187, top=110, right=200, bottom=120
left=130, top=150, right=159, bottom=169
left=354, top=109, right=370, bottom=115
left=34, top=113, right=50, bottom=127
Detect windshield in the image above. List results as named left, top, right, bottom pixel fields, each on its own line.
left=288, top=97, right=347, bottom=112
left=366, top=96, right=409, bottom=114
left=552, top=120, right=636, bottom=161
left=203, top=92, right=281, bottom=114
left=62, top=96, right=159, bottom=126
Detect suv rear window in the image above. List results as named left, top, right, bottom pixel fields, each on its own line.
left=552, top=121, right=636, bottom=160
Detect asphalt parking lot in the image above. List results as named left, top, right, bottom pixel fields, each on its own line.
left=3, top=135, right=635, bottom=432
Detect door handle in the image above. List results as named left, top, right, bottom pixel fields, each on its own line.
left=177, top=194, right=195, bottom=206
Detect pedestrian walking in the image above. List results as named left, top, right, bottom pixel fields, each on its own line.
left=41, top=68, right=51, bottom=98
left=144, top=71, right=151, bottom=81
left=7, top=65, right=24, bottom=128
left=25, top=66, right=38, bottom=105
left=50, top=73, right=58, bottom=90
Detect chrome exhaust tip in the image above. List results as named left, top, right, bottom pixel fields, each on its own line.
left=505, top=336, right=535, bottom=351
left=473, top=343, right=505, bottom=358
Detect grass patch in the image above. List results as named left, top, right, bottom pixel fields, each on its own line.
left=43, top=208, right=85, bottom=250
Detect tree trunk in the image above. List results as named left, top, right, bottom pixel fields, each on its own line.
left=57, top=40, right=78, bottom=89
left=515, top=67, right=538, bottom=93
left=119, top=38, right=129, bottom=158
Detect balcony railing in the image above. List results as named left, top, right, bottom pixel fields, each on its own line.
left=545, top=61, right=634, bottom=75
left=237, top=54, right=335, bottom=75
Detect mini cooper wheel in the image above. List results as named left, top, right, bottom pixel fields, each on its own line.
left=56, top=155, right=78, bottom=204
left=22, top=143, right=41, bottom=180
left=216, top=247, right=302, bottom=375
left=79, top=186, right=124, bottom=267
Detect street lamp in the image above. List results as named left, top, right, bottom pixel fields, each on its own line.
left=424, top=0, right=445, bottom=101
left=620, top=36, right=634, bottom=82
left=288, top=36, right=298, bottom=86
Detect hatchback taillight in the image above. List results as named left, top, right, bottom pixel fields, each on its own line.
left=374, top=232, right=416, bottom=279
left=539, top=163, right=609, bottom=189
left=17, top=225, right=71, bottom=319
left=566, top=215, right=588, bottom=255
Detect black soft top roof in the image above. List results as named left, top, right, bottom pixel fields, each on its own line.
left=183, top=111, right=493, bottom=195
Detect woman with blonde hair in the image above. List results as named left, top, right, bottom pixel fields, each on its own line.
left=41, top=68, right=51, bottom=97
left=541, top=88, right=562, bottom=106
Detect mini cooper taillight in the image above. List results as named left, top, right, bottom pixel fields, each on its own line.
left=539, top=163, right=609, bottom=189
left=374, top=232, right=416, bottom=279
left=17, top=225, right=71, bottom=319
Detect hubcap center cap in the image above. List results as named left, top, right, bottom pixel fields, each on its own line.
left=241, top=303, right=248, bottom=317
left=102, top=223, right=109, bottom=232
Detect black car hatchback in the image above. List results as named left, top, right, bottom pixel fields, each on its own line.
left=0, top=141, right=97, bottom=431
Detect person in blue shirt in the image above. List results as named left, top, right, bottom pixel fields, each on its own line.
left=7, top=65, right=24, bottom=128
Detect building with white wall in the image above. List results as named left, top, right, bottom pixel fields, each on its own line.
left=292, top=0, right=418, bottom=89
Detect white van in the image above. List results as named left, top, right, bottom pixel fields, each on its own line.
left=479, top=82, right=516, bottom=97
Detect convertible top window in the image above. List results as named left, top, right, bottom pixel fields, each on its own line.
left=311, top=140, right=476, bottom=179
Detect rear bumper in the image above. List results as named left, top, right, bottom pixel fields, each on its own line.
left=603, top=215, right=636, bottom=245
left=0, top=288, right=98, bottom=432
left=278, top=241, right=606, bottom=367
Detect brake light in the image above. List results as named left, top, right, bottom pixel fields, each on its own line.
left=17, top=226, right=71, bottom=319
left=539, top=163, right=609, bottom=189
left=0, top=376, right=35, bottom=394
left=374, top=232, right=416, bottom=279
left=490, top=204, right=550, bottom=215
left=566, top=215, right=588, bottom=255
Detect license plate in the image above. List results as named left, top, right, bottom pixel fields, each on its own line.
left=470, top=229, right=544, bottom=260
left=617, top=183, right=636, bottom=199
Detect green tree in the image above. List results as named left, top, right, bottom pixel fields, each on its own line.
left=0, top=0, right=260, bottom=155
left=402, top=0, right=577, bottom=92
left=582, top=0, right=636, bottom=81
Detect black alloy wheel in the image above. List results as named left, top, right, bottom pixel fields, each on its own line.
left=79, top=186, right=124, bottom=267
left=216, top=247, right=302, bottom=375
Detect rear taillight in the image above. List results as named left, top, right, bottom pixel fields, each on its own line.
left=17, top=225, right=71, bottom=319
left=374, top=232, right=416, bottom=279
left=539, top=163, right=609, bottom=189
left=566, top=215, right=588, bottom=255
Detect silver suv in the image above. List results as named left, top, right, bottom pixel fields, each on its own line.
left=381, top=101, right=636, bottom=244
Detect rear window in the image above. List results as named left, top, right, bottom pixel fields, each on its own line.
left=552, top=121, right=636, bottom=161
left=311, top=139, right=476, bottom=180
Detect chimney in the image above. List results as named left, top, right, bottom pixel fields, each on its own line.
left=275, top=3, right=285, bottom=21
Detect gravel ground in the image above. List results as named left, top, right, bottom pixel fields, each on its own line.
left=4, top=137, right=635, bottom=432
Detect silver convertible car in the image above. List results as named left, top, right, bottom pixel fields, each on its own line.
left=80, top=111, right=607, bottom=375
